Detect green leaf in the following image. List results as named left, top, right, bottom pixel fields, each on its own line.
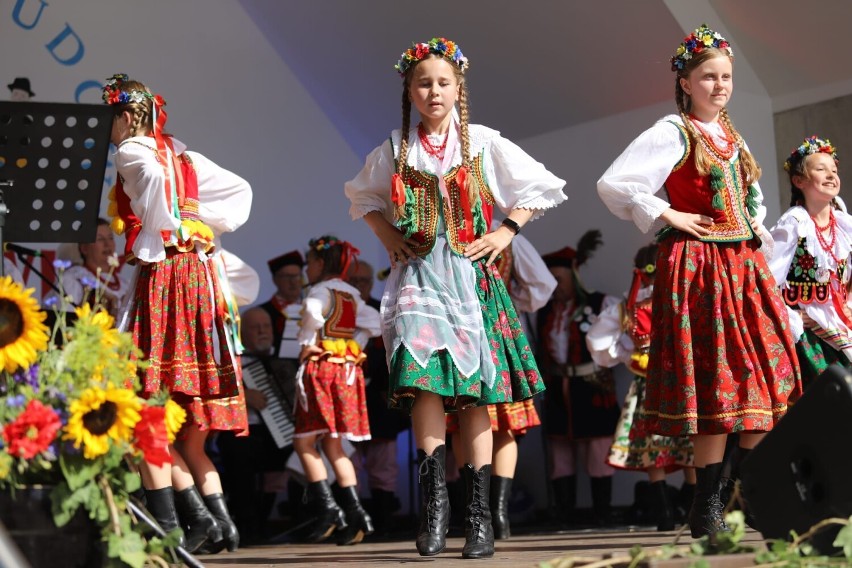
left=60, top=452, right=103, bottom=491
left=107, top=530, right=148, bottom=568
left=833, top=518, right=852, bottom=558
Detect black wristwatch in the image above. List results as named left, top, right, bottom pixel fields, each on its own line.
left=501, top=218, right=521, bottom=235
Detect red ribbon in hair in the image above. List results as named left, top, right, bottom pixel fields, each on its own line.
left=338, top=241, right=361, bottom=278
left=625, top=268, right=644, bottom=314
left=151, top=95, right=186, bottom=209
left=391, top=173, right=406, bottom=207
left=456, top=166, right=475, bottom=243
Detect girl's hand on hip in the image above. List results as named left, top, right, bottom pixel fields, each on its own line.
left=369, top=214, right=417, bottom=268
left=660, top=208, right=713, bottom=239
left=464, top=225, right=514, bottom=266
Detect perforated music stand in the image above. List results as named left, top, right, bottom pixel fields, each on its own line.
left=0, top=101, right=113, bottom=277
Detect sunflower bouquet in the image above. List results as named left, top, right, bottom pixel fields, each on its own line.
left=0, top=267, right=186, bottom=567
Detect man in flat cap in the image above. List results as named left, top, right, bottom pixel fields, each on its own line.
left=259, top=250, right=304, bottom=358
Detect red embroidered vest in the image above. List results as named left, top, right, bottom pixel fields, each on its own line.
left=322, top=290, right=357, bottom=340
left=664, top=122, right=755, bottom=242
left=623, top=297, right=652, bottom=377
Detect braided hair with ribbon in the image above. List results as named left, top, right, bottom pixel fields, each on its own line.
left=102, top=74, right=187, bottom=226
left=307, top=235, right=361, bottom=280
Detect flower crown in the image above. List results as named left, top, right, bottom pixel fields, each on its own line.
left=784, top=136, right=838, bottom=172
left=310, top=236, right=341, bottom=251
left=671, top=24, right=733, bottom=72
left=101, top=73, right=161, bottom=106
left=395, top=37, right=468, bottom=77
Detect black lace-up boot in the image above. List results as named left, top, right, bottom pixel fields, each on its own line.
left=416, top=445, right=450, bottom=556
left=688, top=463, right=730, bottom=538
left=461, top=463, right=494, bottom=559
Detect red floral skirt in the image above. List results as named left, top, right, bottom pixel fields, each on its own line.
left=446, top=399, right=541, bottom=435
left=294, top=359, right=370, bottom=441
left=645, top=236, right=802, bottom=436
left=125, top=249, right=247, bottom=435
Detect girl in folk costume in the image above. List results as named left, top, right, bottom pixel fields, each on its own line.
left=345, top=38, right=566, bottom=558
left=769, top=137, right=852, bottom=388
left=586, top=243, right=695, bottom=531
left=537, top=232, right=621, bottom=527
left=447, top=218, right=557, bottom=540
left=597, top=25, right=802, bottom=538
left=293, top=235, right=381, bottom=545
left=104, top=74, right=249, bottom=553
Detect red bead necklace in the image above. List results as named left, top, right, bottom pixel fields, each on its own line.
left=418, top=122, right=449, bottom=159
left=812, top=210, right=839, bottom=260
left=689, top=115, right=736, bottom=160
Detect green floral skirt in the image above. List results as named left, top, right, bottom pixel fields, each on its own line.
left=388, top=259, right=545, bottom=411
left=797, top=328, right=851, bottom=390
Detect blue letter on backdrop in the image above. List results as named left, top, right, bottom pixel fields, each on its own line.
left=12, top=0, right=48, bottom=30
left=45, top=23, right=85, bottom=66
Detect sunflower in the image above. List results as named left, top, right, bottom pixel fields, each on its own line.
left=163, top=399, right=187, bottom=443
left=64, top=383, right=142, bottom=459
left=74, top=303, right=121, bottom=347
left=0, top=276, right=49, bottom=373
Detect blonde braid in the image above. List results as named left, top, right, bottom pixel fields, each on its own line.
left=675, top=78, right=714, bottom=177
left=457, top=81, right=480, bottom=205
left=719, top=108, right=761, bottom=187
left=128, top=103, right=150, bottom=138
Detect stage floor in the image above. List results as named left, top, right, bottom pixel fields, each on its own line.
left=195, top=526, right=765, bottom=567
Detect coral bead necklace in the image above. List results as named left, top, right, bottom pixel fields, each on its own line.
left=418, top=122, right=449, bottom=159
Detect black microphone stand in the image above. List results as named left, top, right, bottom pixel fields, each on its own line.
left=0, top=182, right=9, bottom=278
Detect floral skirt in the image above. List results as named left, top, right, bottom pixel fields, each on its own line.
left=796, top=328, right=851, bottom=390
left=294, top=359, right=370, bottom=441
left=607, top=376, right=693, bottom=471
left=446, top=399, right=542, bottom=435
left=645, top=236, right=801, bottom=436
left=125, top=249, right=247, bottom=434
left=388, top=260, right=544, bottom=411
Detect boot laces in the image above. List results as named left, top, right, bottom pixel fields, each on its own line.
left=419, top=457, right=443, bottom=531
left=468, top=475, right=486, bottom=535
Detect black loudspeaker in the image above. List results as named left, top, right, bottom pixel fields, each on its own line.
left=740, top=364, right=852, bottom=553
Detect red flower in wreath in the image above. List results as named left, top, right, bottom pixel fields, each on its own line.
left=2, top=400, right=62, bottom=459
left=133, top=405, right=172, bottom=467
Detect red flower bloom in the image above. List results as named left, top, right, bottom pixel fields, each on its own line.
left=133, top=406, right=172, bottom=467
left=414, top=44, right=430, bottom=59
left=3, top=400, right=62, bottom=459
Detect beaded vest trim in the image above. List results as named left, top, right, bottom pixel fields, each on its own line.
left=783, top=236, right=844, bottom=305
left=322, top=289, right=357, bottom=340
left=394, top=152, right=489, bottom=256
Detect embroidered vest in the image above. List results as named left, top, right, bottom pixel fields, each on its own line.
left=622, top=297, right=652, bottom=377
left=394, top=148, right=494, bottom=256
left=662, top=122, right=757, bottom=243
left=112, top=147, right=214, bottom=262
left=315, top=289, right=367, bottom=364
left=322, top=289, right=357, bottom=341
left=783, top=236, right=846, bottom=305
